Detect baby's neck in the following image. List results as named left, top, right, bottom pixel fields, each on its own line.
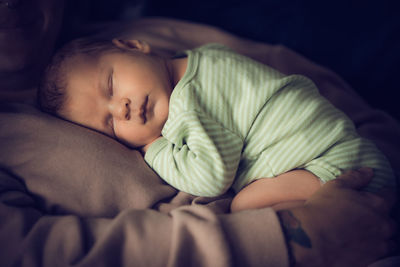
left=169, top=57, right=188, bottom=88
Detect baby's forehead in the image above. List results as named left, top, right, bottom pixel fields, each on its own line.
left=63, top=52, right=117, bottom=96
left=66, top=48, right=123, bottom=69
left=67, top=51, right=99, bottom=66
left=63, top=53, right=100, bottom=76
left=62, top=46, right=131, bottom=80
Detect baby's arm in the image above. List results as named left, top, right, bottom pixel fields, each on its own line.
left=230, top=170, right=322, bottom=212
left=144, top=111, right=243, bottom=197
left=140, top=136, right=162, bottom=155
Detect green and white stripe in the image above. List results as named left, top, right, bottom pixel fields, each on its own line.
left=145, top=44, right=395, bottom=196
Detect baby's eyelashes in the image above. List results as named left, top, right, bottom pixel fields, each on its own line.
left=108, top=70, right=114, bottom=96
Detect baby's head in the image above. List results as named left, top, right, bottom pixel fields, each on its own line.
left=38, top=37, right=174, bottom=148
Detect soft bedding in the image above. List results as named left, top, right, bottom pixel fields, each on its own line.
left=1, top=18, right=400, bottom=266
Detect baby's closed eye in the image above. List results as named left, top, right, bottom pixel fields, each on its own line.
left=108, top=69, right=114, bottom=96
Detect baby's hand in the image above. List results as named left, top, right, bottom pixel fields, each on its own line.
left=140, top=136, right=163, bottom=154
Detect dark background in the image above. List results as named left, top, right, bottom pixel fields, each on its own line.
left=61, top=0, right=400, bottom=120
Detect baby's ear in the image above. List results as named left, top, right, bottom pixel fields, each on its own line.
left=111, top=39, right=151, bottom=54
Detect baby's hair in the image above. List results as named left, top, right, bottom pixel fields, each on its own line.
left=37, top=37, right=121, bottom=115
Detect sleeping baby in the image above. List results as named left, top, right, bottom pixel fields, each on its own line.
left=37, top=37, right=395, bottom=211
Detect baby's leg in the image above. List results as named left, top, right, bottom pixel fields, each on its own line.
left=230, top=170, right=321, bottom=212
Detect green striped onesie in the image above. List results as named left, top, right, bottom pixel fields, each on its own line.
left=144, top=44, right=395, bottom=197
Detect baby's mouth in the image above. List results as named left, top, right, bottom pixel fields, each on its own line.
left=141, top=96, right=148, bottom=123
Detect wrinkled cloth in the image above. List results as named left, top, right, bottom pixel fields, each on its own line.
left=1, top=18, right=399, bottom=267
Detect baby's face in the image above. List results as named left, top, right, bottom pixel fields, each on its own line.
left=61, top=49, right=173, bottom=148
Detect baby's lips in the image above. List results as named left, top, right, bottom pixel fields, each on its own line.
left=141, top=96, right=148, bottom=123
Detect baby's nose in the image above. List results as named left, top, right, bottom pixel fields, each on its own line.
left=109, top=98, right=131, bottom=120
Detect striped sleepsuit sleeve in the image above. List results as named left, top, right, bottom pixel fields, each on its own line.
left=145, top=110, right=243, bottom=197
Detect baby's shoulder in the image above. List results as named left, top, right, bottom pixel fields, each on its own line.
left=192, top=43, right=238, bottom=58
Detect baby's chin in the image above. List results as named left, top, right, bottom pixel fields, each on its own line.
left=115, top=137, right=147, bottom=150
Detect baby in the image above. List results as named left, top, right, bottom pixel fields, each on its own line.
left=38, top=37, right=395, bottom=211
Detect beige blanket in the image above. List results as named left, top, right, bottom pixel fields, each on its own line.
left=0, top=18, right=399, bottom=267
